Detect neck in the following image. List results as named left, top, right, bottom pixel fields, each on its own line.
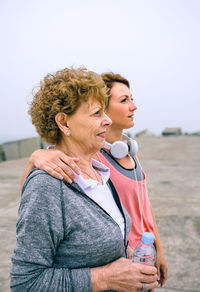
left=105, top=126, right=123, bottom=144
left=55, top=138, right=96, bottom=169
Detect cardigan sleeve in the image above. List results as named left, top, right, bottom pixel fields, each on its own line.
left=10, top=171, right=91, bottom=292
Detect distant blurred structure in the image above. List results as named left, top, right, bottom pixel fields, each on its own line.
left=135, top=129, right=155, bottom=138
left=190, top=131, right=200, bottom=136
left=0, top=145, right=6, bottom=162
left=0, top=137, right=48, bottom=162
left=162, top=127, right=182, bottom=136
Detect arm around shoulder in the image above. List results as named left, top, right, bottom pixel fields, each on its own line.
left=20, top=148, right=81, bottom=188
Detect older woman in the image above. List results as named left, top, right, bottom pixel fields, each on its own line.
left=11, top=67, right=158, bottom=292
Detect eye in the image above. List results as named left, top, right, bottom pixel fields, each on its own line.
left=121, top=97, right=128, bottom=103
left=121, top=96, right=134, bottom=103
left=93, top=110, right=101, bottom=116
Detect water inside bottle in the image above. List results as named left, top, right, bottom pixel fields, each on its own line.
left=133, top=253, right=155, bottom=266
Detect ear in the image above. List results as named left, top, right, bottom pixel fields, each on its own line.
left=55, top=113, right=69, bottom=134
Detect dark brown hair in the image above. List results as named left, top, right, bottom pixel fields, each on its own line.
left=101, top=72, right=130, bottom=106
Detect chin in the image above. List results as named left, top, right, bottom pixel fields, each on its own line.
left=99, top=141, right=106, bottom=148
left=99, top=141, right=106, bottom=150
left=93, top=142, right=104, bottom=152
left=124, top=123, right=134, bottom=129
left=96, top=137, right=106, bottom=146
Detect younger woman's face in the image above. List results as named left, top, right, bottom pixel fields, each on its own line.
left=105, top=82, right=137, bottom=130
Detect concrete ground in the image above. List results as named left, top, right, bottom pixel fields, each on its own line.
left=0, top=136, right=199, bottom=292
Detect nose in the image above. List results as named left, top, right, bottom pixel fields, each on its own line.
left=130, top=100, right=137, bottom=111
left=103, top=112, right=112, bottom=126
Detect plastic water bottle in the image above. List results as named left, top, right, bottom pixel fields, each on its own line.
left=133, top=232, right=156, bottom=266
left=133, top=232, right=156, bottom=291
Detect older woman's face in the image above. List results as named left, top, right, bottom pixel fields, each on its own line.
left=106, top=82, right=137, bottom=130
left=67, top=99, right=112, bottom=153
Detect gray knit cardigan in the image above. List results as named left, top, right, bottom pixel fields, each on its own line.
left=10, top=169, right=131, bottom=292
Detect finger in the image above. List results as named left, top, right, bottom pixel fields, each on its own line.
left=59, top=170, right=74, bottom=183
left=55, top=160, right=81, bottom=182
left=52, top=164, right=77, bottom=183
left=161, top=277, right=167, bottom=287
left=139, top=264, right=157, bottom=275
left=156, top=262, right=161, bottom=283
left=44, top=166, right=64, bottom=181
left=35, top=161, right=63, bottom=179
left=61, top=157, right=81, bottom=175
left=140, top=274, right=158, bottom=284
left=58, top=156, right=81, bottom=179
left=48, top=155, right=80, bottom=182
left=141, top=280, right=158, bottom=291
left=45, top=151, right=81, bottom=177
left=160, top=267, right=168, bottom=287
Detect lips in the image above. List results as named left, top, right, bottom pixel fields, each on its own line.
left=97, top=131, right=106, bottom=138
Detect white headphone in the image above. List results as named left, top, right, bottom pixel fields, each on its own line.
left=105, top=134, right=144, bottom=233
left=104, top=134, right=138, bottom=159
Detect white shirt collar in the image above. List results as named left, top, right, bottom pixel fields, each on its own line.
left=74, top=159, right=110, bottom=191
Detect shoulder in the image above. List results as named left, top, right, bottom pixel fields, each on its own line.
left=21, top=169, right=78, bottom=201
left=22, top=168, right=60, bottom=190
left=21, top=168, right=64, bottom=203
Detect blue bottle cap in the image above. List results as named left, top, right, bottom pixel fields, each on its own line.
left=141, top=232, right=155, bottom=245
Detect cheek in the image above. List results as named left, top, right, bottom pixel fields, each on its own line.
left=108, top=107, right=123, bottom=121
left=106, top=106, right=119, bottom=118
left=84, top=122, right=97, bottom=136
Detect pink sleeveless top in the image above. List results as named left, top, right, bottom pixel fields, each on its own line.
left=96, top=151, right=155, bottom=250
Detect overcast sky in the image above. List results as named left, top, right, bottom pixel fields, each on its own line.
left=0, top=0, right=199, bottom=143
